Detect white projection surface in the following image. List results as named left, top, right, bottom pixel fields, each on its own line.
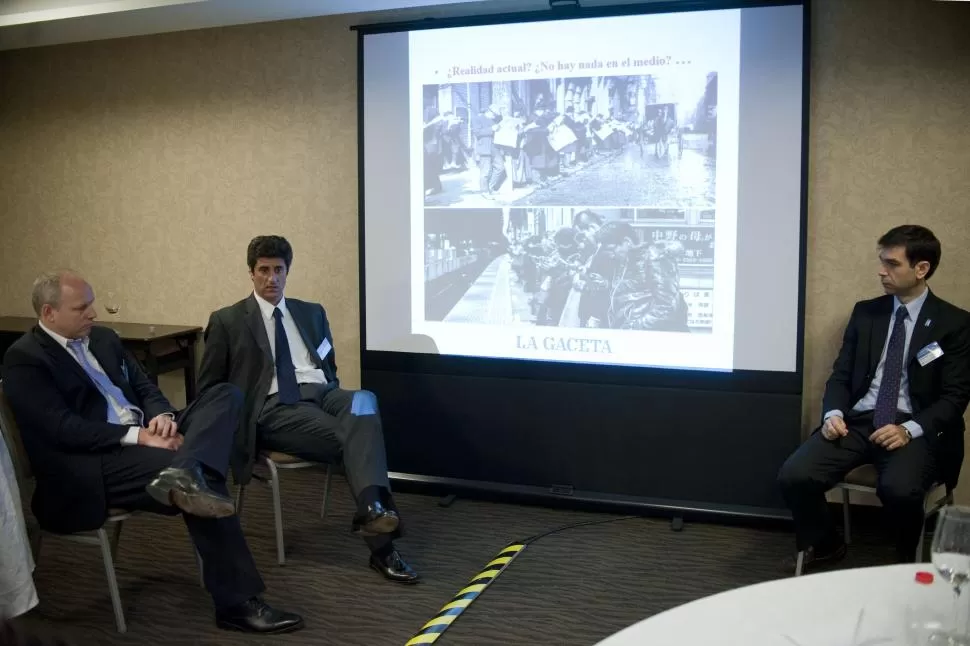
left=362, top=4, right=804, bottom=373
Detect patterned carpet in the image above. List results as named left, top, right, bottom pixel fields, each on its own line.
left=12, top=470, right=897, bottom=646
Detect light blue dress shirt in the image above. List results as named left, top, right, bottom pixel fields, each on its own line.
left=38, top=322, right=144, bottom=445
left=824, top=287, right=929, bottom=438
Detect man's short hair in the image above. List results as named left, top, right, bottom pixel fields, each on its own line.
left=30, top=270, right=71, bottom=316
left=247, top=236, right=293, bottom=271
left=878, top=225, right=941, bottom=280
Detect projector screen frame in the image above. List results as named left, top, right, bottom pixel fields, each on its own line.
left=354, top=0, right=811, bottom=396
left=354, top=0, right=812, bottom=519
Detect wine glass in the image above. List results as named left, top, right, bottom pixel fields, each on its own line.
left=103, top=292, right=120, bottom=317
left=929, top=505, right=970, bottom=644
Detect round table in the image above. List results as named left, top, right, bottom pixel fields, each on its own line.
left=596, top=564, right=957, bottom=645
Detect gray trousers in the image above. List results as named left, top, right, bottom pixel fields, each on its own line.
left=257, top=383, right=398, bottom=551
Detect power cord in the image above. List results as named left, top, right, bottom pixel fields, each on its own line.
left=519, top=514, right=641, bottom=545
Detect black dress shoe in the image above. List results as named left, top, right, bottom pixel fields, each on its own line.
left=369, top=550, right=420, bottom=584
left=783, top=541, right=847, bottom=575
left=352, top=501, right=400, bottom=536
left=216, top=597, right=304, bottom=634
left=146, top=465, right=235, bottom=518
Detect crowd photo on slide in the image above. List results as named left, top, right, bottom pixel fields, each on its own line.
left=421, top=71, right=717, bottom=208
left=423, top=207, right=715, bottom=333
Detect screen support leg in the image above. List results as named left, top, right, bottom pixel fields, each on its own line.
left=671, top=516, right=684, bottom=532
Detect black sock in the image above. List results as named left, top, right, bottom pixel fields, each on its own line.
left=358, top=485, right=383, bottom=510
left=816, top=532, right=843, bottom=553
left=171, top=457, right=199, bottom=471
left=372, top=542, right=395, bottom=559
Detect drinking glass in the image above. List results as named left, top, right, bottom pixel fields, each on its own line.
left=929, top=505, right=970, bottom=644
left=103, top=292, right=120, bottom=320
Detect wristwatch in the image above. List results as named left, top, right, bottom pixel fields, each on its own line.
left=904, top=428, right=913, bottom=440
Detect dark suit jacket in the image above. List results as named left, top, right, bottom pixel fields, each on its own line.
left=198, top=295, right=339, bottom=485
left=821, top=291, right=970, bottom=489
left=2, top=326, right=174, bottom=533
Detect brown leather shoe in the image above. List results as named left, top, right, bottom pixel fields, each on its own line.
left=146, top=466, right=235, bottom=518
left=352, top=501, right=400, bottom=536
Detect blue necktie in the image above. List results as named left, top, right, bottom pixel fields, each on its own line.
left=273, top=308, right=301, bottom=405
left=67, top=339, right=140, bottom=425
left=873, top=305, right=908, bottom=428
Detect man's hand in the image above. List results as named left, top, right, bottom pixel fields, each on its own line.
left=147, top=414, right=179, bottom=438
left=870, top=424, right=910, bottom=451
left=821, top=415, right=848, bottom=440
left=137, top=428, right=183, bottom=451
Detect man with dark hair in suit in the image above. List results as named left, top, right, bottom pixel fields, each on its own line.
left=779, top=225, right=970, bottom=573
left=198, top=235, right=419, bottom=584
left=1, top=270, right=302, bottom=633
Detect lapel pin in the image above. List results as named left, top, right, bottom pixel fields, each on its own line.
left=925, top=319, right=932, bottom=327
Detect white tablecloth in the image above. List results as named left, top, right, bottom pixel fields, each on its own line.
left=597, top=564, right=955, bottom=646
left=0, top=421, right=37, bottom=619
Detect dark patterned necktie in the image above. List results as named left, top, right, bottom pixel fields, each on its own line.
left=273, top=308, right=301, bottom=405
left=873, top=305, right=908, bottom=428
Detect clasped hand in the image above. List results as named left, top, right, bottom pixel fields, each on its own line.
left=821, top=415, right=909, bottom=451
left=137, top=414, right=183, bottom=450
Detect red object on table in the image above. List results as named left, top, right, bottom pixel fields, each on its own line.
left=915, top=571, right=934, bottom=584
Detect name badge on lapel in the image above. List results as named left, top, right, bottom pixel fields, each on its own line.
left=316, top=339, right=332, bottom=360
left=917, top=341, right=944, bottom=367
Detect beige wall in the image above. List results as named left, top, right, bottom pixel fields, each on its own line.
left=1, top=1, right=969, bottom=495
left=0, top=15, right=362, bottom=408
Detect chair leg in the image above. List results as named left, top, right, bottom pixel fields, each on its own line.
left=795, top=550, right=804, bottom=577
left=841, top=488, right=852, bottom=545
left=916, top=522, right=927, bottom=563
left=916, top=492, right=934, bottom=563
left=97, top=528, right=127, bottom=634
left=321, top=466, right=333, bottom=521
left=266, top=459, right=286, bottom=566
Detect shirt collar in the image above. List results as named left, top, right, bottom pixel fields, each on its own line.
left=38, top=320, right=83, bottom=350
left=894, top=286, right=929, bottom=322
left=253, top=291, right=287, bottom=321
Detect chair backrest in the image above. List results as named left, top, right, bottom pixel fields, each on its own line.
left=0, top=381, right=32, bottom=482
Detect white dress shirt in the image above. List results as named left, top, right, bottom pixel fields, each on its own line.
left=824, top=287, right=929, bottom=438
left=253, top=293, right=327, bottom=397
left=38, top=322, right=142, bottom=445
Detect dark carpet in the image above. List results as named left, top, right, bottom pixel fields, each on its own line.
left=13, top=470, right=898, bottom=646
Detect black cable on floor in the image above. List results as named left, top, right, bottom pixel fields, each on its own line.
left=519, top=514, right=641, bottom=545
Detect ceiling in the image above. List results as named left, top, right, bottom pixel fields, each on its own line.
left=0, top=0, right=669, bottom=51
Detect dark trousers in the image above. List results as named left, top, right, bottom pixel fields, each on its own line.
left=257, top=383, right=398, bottom=553
left=778, top=411, right=938, bottom=560
left=101, top=383, right=264, bottom=610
